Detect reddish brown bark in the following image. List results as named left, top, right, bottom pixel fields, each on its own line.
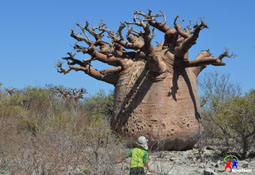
left=58, top=10, right=232, bottom=150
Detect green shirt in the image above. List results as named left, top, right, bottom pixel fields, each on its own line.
left=125, top=148, right=148, bottom=168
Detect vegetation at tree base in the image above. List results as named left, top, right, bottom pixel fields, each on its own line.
left=0, top=86, right=124, bottom=174
left=199, top=72, right=255, bottom=159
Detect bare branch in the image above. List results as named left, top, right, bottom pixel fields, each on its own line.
left=117, top=22, right=126, bottom=40
left=74, top=43, right=89, bottom=54
left=62, top=52, right=83, bottom=66
left=84, top=20, right=105, bottom=41
left=57, top=62, right=71, bottom=74
left=174, top=16, right=190, bottom=38
left=213, top=48, right=235, bottom=65
left=184, top=20, right=192, bottom=33
left=98, top=25, right=143, bottom=50
left=125, top=10, right=156, bottom=56
left=125, top=11, right=146, bottom=28
left=72, top=20, right=107, bottom=48
left=188, top=49, right=234, bottom=76
left=143, top=11, right=177, bottom=49
left=71, top=29, right=92, bottom=45
left=147, top=10, right=174, bottom=35
left=100, top=66, right=122, bottom=74
left=57, top=62, right=118, bottom=85
left=125, top=10, right=153, bottom=40
left=127, top=26, right=140, bottom=37
left=175, top=18, right=209, bottom=58
left=135, top=9, right=166, bottom=25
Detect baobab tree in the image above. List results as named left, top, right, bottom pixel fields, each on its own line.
left=5, top=88, right=16, bottom=96
left=47, top=85, right=87, bottom=102
left=58, top=10, right=232, bottom=150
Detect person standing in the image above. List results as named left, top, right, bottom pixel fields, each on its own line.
left=116, top=136, right=152, bottom=175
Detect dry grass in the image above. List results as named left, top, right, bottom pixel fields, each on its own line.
left=0, top=87, right=124, bottom=175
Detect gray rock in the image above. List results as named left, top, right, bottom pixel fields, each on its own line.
left=241, top=161, right=249, bottom=168
left=204, top=168, right=217, bottom=175
left=199, top=163, right=206, bottom=168
left=206, top=145, right=217, bottom=150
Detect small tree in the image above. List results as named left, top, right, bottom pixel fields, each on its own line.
left=214, top=90, right=255, bottom=158
left=199, top=72, right=241, bottom=143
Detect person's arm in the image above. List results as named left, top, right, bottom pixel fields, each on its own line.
left=115, top=157, right=126, bottom=164
left=144, top=162, right=152, bottom=172
left=143, top=151, right=152, bottom=172
left=116, top=150, right=132, bottom=164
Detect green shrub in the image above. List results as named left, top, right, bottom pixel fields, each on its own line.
left=17, top=116, right=38, bottom=136
left=213, top=89, right=255, bottom=158
left=83, top=89, right=114, bottom=117
left=3, top=92, right=25, bottom=107
left=0, top=87, right=124, bottom=174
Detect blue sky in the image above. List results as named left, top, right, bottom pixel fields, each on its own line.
left=0, top=0, right=254, bottom=95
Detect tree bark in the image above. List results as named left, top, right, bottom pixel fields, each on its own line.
left=111, top=54, right=202, bottom=150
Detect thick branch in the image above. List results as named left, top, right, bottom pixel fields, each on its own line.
left=175, top=19, right=209, bottom=58
left=188, top=49, right=233, bottom=76
left=174, top=16, right=190, bottom=38
left=57, top=63, right=118, bottom=85
left=88, top=44, right=126, bottom=68
left=74, top=43, right=126, bottom=68
left=143, top=11, right=179, bottom=49
left=118, top=37, right=144, bottom=50
left=100, top=66, right=122, bottom=74
left=117, top=22, right=126, bottom=40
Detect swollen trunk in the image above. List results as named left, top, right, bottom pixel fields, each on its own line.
left=111, top=60, right=202, bottom=150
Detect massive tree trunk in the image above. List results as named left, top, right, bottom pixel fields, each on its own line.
left=58, top=10, right=232, bottom=150
left=112, top=60, right=201, bottom=150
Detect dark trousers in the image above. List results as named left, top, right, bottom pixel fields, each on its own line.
left=130, top=167, right=145, bottom=175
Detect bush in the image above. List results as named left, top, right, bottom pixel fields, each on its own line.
left=83, top=89, right=114, bottom=117
left=0, top=87, right=124, bottom=174
left=213, top=89, right=255, bottom=158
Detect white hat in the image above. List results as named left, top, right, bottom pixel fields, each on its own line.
left=137, top=136, right=148, bottom=150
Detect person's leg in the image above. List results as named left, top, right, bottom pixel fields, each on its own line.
left=130, top=168, right=135, bottom=175
left=137, top=167, right=145, bottom=175
left=130, top=167, right=145, bottom=175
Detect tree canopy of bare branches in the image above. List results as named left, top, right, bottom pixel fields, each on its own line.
left=58, top=10, right=233, bottom=85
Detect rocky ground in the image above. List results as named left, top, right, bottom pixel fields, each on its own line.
left=1, top=146, right=254, bottom=175
left=115, top=147, right=255, bottom=175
